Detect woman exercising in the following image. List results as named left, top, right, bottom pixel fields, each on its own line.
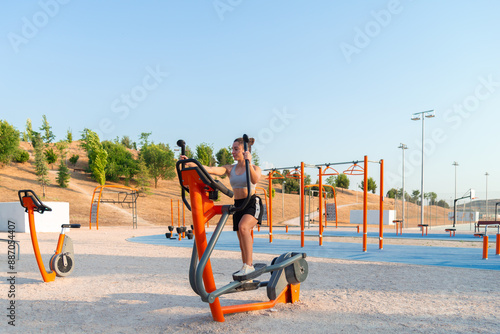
left=180, top=137, right=262, bottom=276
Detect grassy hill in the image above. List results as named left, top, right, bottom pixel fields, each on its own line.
left=1, top=141, right=452, bottom=229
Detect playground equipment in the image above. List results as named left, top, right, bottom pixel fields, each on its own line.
left=263, top=156, right=384, bottom=251
left=165, top=225, right=194, bottom=240
left=89, top=185, right=139, bottom=229
left=176, top=135, right=308, bottom=322
left=18, top=190, right=81, bottom=282
left=303, top=184, right=338, bottom=245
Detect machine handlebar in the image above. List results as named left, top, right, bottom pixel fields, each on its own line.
left=18, top=189, right=52, bottom=213
left=176, top=134, right=252, bottom=214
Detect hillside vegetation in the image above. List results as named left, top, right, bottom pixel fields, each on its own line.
left=1, top=141, right=455, bottom=230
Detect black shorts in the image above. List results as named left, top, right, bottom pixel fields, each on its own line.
left=233, top=195, right=263, bottom=231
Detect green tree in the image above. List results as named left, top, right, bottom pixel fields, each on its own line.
left=81, top=129, right=107, bottom=185
left=359, top=177, right=377, bottom=194
left=44, top=148, right=58, bottom=167
left=66, top=128, right=73, bottom=143
left=135, top=159, right=151, bottom=194
left=325, top=175, right=336, bottom=187
left=139, top=132, right=152, bottom=148
left=140, top=143, right=175, bottom=188
left=334, top=173, right=350, bottom=189
left=215, top=147, right=234, bottom=166
left=56, top=141, right=70, bottom=188
left=22, top=118, right=33, bottom=142
left=34, top=134, right=50, bottom=196
left=252, top=149, right=260, bottom=167
left=386, top=188, right=398, bottom=199
left=121, top=135, right=133, bottom=149
left=0, top=120, right=20, bottom=164
left=411, top=190, right=421, bottom=204
left=195, top=143, right=216, bottom=166
left=437, top=199, right=450, bottom=209
left=426, top=192, right=438, bottom=205
left=40, top=115, right=55, bottom=143
left=102, top=141, right=139, bottom=183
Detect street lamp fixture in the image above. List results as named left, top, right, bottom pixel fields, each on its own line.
left=485, top=172, right=489, bottom=219
left=411, top=109, right=435, bottom=227
left=452, top=162, right=459, bottom=200
left=398, top=143, right=408, bottom=227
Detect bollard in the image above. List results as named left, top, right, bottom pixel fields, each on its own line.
left=482, top=235, right=489, bottom=260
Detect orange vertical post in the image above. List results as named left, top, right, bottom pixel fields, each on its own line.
left=318, top=167, right=323, bottom=246
left=363, top=155, right=368, bottom=252
left=268, top=171, right=273, bottom=243
left=379, top=159, right=384, bottom=250
left=496, top=234, right=499, bottom=255
left=24, top=198, right=56, bottom=282
left=323, top=192, right=328, bottom=227
left=300, top=162, right=305, bottom=248
left=483, top=235, right=489, bottom=259
left=177, top=199, right=181, bottom=227
left=171, top=199, right=174, bottom=227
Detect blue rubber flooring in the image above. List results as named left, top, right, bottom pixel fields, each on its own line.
left=273, top=228, right=499, bottom=242
left=128, top=230, right=500, bottom=271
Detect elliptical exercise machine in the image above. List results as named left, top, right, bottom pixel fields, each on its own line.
left=176, top=135, right=308, bottom=322
left=18, top=190, right=81, bottom=282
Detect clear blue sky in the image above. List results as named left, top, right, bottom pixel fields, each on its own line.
left=1, top=1, right=499, bottom=203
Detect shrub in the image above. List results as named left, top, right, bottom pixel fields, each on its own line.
left=13, top=148, right=30, bottom=163
left=0, top=120, right=20, bottom=164
left=44, top=148, right=58, bottom=165
left=69, top=154, right=79, bottom=165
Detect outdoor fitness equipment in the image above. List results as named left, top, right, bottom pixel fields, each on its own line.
left=176, top=135, right=308, bottom=322
left=18, top=189, right=81, bottom=282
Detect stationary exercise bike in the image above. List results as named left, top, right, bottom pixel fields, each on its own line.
left=18, top=190, right=81, bottom=282
left=176, top=135, right=308, bottom=322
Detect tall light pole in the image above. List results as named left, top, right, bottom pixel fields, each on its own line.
left=485, top=172, right=489, bottom=219
left=398, top=143, right=408, bottom=227
left=452, top=161, right=459, bottom=200
left=411, top=110, right=435, bottom=226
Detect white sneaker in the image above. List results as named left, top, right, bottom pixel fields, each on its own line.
left=234, top=264, right=255, bottom=276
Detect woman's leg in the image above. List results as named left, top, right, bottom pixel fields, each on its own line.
left=236, top=214, right=258, bottom=266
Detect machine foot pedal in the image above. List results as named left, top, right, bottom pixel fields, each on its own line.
left=234, top=280, right=261, bottom=292
left=232, top=263, right=267, bottom=282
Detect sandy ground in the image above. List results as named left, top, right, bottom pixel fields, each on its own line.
left=1, top=225, right=499, bottom=334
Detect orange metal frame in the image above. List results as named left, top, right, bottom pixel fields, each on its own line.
left=304, top=184, right=338, bottom=246
left=266, top=170, right=285, bottom=243
left=22, top=196, right=66, bottom=283
left=255, top=187, right=268, bottom=232
left=181, top=168, right=301, bottom=322
left=89, top=185, right=139, bottom=229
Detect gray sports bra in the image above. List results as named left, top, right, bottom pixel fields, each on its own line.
left=229, top=165, right=256, bottom=191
